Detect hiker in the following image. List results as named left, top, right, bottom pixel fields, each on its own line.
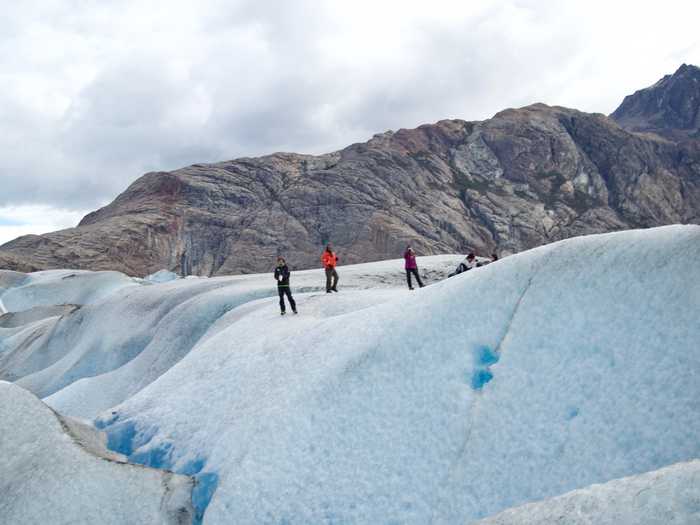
left=477, top=252, right=499, bottom=267
left=321, top=244, right=339, bottom=293
left=449, top=253, right=477, bottom=277
left=403, top=245, right=424, bottom=290
left=463, top=253, right=477, bottom=271
left=274, top=256, right=297, bottom=315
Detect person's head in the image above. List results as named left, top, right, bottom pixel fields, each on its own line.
left=406, top=245, right=413, bottom=252
left=325, top=244, right=333, bottom=253
left=467, top=253, right=475, bottom=261
left=276, top=256, right=285, bottom=266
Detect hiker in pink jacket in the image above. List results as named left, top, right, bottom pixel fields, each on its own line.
left=403, top=245, right=425, bottom=290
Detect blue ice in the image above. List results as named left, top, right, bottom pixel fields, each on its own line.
left=106, top=421, right=137, bottom=455
left=471, top=345, right=499, bottom=390
left=472, top=369, right=494, bottom=390
left=130, top=442, right=173, bottom=469
left=193, top=472, right=219, bottom=525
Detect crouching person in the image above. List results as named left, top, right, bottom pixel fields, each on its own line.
left=448, top=253, right=477, bottom=277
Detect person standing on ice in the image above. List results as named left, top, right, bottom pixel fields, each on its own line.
left=274, top=256, right=297, bottom=315
left=321, top=244, right=339, bottom=293
left=403, top=245, right=424, bottom=290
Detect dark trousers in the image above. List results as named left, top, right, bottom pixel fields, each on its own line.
left=325, top=267, right=338, bottom=291
left=278, top=286, right=296, bottom=312
left=406, top=268, right=424, bottom=289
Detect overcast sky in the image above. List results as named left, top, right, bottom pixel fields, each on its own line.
left=1, top=0, right=699, bottom=244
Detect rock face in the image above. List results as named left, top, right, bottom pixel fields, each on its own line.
left=1, top=69, right=700, bottom=276
left=611, top=64, right=700, bottom=140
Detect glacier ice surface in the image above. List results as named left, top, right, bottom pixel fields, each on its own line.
left=0, top=381, right=193, bottom=524
left=474, top=459, right=700, bottom=524
left=1, top=227, right=699, bottom=523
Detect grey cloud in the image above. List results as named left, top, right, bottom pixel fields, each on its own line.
left=0, top=0, right=698, bottom=214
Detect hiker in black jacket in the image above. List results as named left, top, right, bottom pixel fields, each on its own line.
left=274, top=256, right=297, bottom=315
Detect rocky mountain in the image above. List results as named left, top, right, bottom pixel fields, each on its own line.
left=1, top=68, right=699, bottom=277
left=611, top=63, right=700, bottom=140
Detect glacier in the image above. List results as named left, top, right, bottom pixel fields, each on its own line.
left=474, top=459, right=700, bottom=524
left=0, top=225, right=698, bottom=523
left=0, top=381, right=194, bottom=524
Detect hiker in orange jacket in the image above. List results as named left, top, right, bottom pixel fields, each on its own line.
left=321, top=244, right=339, bottom=293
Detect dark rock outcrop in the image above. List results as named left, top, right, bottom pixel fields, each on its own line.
left=1, top=68, right=699, bottom=277
left=611, top=64, right=700, bottom=140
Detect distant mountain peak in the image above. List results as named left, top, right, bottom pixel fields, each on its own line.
left=676, top=63, right=699, bottom=74
left=611, top=63, right=700, bottom=140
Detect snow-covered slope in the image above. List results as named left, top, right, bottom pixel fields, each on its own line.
left=0, top=381, right=193, bottom=524
left=93, top=225, right=700, bottom=524
left=1, top=226, right=699, bottom=524
left=0, top=255, right=461, bottom=414
left=0, top=269, right=138, bottom=312
left=474, top=459, right=700, bottom=524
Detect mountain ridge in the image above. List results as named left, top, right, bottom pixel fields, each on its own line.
left=1, top=66, right=699, bottom=276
